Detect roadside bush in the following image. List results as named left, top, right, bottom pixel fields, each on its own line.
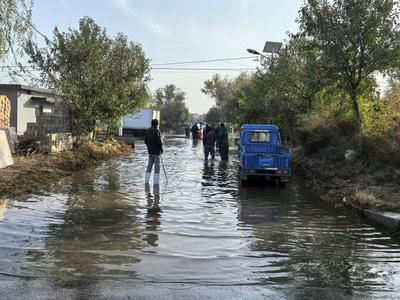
left=361, top=86, right=400, bottom=167
left=294, top=113, right=358, bottom=156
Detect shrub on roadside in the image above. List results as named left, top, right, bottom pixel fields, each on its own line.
left=354, top=189, right=381, bottom=208
left=360, top=85, right=400, bottom=167
left=294, top=113, right=358, bottom=157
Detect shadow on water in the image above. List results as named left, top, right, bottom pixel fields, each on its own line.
left=1, top=138, right=400, bottom=298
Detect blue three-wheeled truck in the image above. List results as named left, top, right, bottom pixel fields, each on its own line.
left=239, top=124, right=292, bottom=185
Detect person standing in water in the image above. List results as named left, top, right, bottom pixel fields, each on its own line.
left=217, top=122, right=229, bottom=161
left=203, top=124, right=217, bottom=160
left=144, top=119, right=163, bottom=185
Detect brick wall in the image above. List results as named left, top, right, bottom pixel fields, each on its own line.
left=0, top=96, right=11, bottom=127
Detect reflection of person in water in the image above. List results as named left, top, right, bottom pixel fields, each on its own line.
left=192, top=138, right=199, bottom=148
left=0, top=198, right=7, bottom=221
left=144, top=184, right=162, bottom=247
left=217, top=161, right=228, bottom=185
left=202, top=161, right=215, bottom=182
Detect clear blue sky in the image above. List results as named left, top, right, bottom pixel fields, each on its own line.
left=30, top=0, right=302, bottom=113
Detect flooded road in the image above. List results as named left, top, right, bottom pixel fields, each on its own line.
left=1, top=138, right=400, bottom=299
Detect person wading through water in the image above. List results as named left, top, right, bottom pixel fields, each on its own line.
left=190, top=123, right=199, bottom=139
left=217, top=122, right=229, bottom=161
left=145, top=119, right=163, bottom=185
left=203, top=124, right=217, bottom=160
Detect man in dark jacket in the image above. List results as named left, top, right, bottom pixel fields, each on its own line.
left=144, top=119, right=163, bottom=185
left=203, top=125, right=217, bottom=160
left=218, top=122, right=229, bottom=161
left=190, top=124, right=199, bottom=139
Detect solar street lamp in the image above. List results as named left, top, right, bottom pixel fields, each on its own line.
left=246, top=48, right=266, bottom=57
left=247, top=41, right=283, bottom=66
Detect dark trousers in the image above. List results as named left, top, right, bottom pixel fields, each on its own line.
left=204, top=146, right=215, bottom=160
left=219, top=143, right=229, bottom=161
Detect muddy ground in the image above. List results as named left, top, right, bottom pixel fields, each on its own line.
left=0, top=141, right=132, bottom=198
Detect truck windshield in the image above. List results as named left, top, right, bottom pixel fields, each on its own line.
left=250, top=131, right=271, bottom=142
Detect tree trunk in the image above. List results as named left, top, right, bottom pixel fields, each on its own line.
left=351, top=91, right=361, bottom=125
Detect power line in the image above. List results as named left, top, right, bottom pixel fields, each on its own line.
left=151, top=67, right=256, bottom=71
left=12, top=8, right=52, bottom=44
left=0, top=65, right=35, bottom=69
left=7, top=9, right=257, bottom=75
left=151, top=56, right=256, bottom=66
left=0, top=65, right=256, bottom=72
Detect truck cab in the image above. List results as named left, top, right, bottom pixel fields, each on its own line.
left=239, top=124, right=291, bottom=184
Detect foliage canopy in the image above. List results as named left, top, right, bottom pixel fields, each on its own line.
left=26, top=17, right=150, bottom=138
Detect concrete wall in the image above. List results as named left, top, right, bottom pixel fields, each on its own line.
left=17, top=93, right=53, bottom=135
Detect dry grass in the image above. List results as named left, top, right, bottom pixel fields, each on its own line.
left=353, top=189, right=382, bottom=208
left=0, top=141, right=133, bottom=198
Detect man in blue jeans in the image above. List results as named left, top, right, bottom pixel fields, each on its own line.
left=144, top=119, right=163, bottom=185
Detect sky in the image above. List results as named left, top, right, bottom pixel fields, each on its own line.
left=20, top=0, right=302, bottom=113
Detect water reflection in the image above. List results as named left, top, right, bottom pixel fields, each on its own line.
left=1, top=138, right=400, bottom=298
left=237, top=183, right=397, bottom=297
left=192, top=138, right=199, bottom=148
left=34, top=166, right=144, bottom=283
left=0, top=198, right=7, bottom=221
left=144, top=184, right=162, bottom=247
left=202, top=161, right=215, bottom=184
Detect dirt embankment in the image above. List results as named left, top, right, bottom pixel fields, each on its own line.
left=293, top=129, right=400, bottom=214
left=294, top=149, right=400, bottom=212
left=0, top=141, right=133, bottom=198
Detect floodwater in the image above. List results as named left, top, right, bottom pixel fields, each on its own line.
left=1, top=138, right=400, bottom=299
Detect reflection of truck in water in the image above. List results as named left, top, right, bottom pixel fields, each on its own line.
left=120, top=109, right=160, bottom=136
left=239, top=124, right=291, bottom=184
left=238, top=186, right=289, bottom=225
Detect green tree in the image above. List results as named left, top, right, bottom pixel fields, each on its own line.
left=202, top=73, right=264, bottom=126
left=26, top=17, right=150, bottom=138
left=205, top=106, right=222, bottom=124
left=201, top=74, right=232, bottom=109
left=0, top=0, right=33, bottom=61
left=298, top=0, right=400, bottom=124
left=155, top=84, right=189, bottom=131
left=259, top=37, right=327, bottom=113
left=100, top=32, right=150, bottom=136
left=201, top=74, right=235, bottom=122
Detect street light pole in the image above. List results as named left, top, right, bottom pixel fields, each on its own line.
left=247, top=41, right=282, bottom=67
left=246, top=48, right=267, bottom=58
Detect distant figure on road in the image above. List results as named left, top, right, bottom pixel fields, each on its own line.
left=191, top=124, right=199, bottom=139
left=184, top=125, right=190, bottom=138
left=203, top=125, right=217, bottom=160
left=217, top=122, right=229, bottom=161
left=145, top=119, right=163, bottom=185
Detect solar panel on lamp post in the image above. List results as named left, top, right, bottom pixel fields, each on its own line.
left=247, top=41, right=282, bottom=67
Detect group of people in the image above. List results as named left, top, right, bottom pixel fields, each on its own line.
left=144, top=119, right=229, bottom=185
left=202, top=123, right=229, bottom=161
